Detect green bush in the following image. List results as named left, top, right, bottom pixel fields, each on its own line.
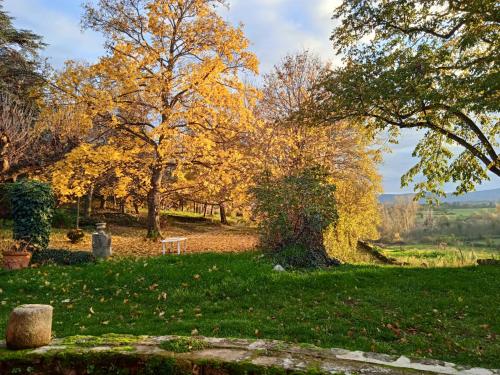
left=0, top=183, right=12, bottom=220
left=52, top=208, right=76, bottom=228
left=272, top=244, right=340, bottom=269
left=252, top=167, right=340, bottom=268
left=8, top=180, right=55, bottom=250
left=31, top=249, right=95, bottom=266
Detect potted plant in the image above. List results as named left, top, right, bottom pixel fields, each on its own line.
left=2, top=240, right=33, bottom=270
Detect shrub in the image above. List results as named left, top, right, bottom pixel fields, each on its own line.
left=0, top=183, right=12, bottom=221
left=252, top=167, right=339, bottom=268
left=31, top=249, right=95, bottom=266
left=52, top=208, right=76, bottom=228
left=67, top=228, right=85, bottom=243
left=271, top=244, right=341, bottom=269
left=8, top=180, right=55, bottom=250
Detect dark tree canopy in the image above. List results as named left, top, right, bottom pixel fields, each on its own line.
left=0, top=3, right=83, bottom=182
left=1, top=2, right=46, bottom=179
left=0, top=1, right=46, bottom=99
left=323, top=0, right=499, bottom=197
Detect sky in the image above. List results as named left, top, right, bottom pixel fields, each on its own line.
left=3, top=0, right=499, bottom=194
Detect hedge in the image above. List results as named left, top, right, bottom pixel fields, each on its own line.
left=9, top=180, right=55, bottom=250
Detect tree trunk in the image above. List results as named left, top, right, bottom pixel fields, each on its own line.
left=0, top=133, right=10, bottom=174
left=133, top=202, right=140, bottom=215
left=76, top=196, right=81, bottom=229
left=83, top=185, right=94, bottom=218
left=100, top=196, right=106, bottom=210
left=219, top=203, right=229, bottom=225
left=147, top=166, right=163, bottom=238
left=203, top=204, right=207, bottom=217
left=120, top=200, right=126, bottom=214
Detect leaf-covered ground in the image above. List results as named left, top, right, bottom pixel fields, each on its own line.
left=1, top=220, right=258, bottom=256
left=50, top=225, right=258, bottom=256
left=1, top=252, right=498, bottom=368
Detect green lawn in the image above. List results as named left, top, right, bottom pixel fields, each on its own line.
left=1, top=252, right=499, bottom=368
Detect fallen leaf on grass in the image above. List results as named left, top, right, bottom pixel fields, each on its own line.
left=158, top=292, right=167, bottom=300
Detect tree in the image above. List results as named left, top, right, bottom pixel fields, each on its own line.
left=174, top=100, right=259, bottom=225
left=252, top=167, right=339, bottom=268
left=0, top=7, right=85, bottom=182
left=324, top=0, right=499, bottom=197
left=0, top=2, right=47, bottom=181
left=61, top=0, right=258, bottom=237
left=0, top=79, right=92, bottom=183
left=51, top=135, right=152, bottom=214
left=0, top=91, right=37, bottom=175
left=0, top=1, right=45, bottom=99
left=379, top=197, right=419, bottom=242
left=256, top=52, right=381, bottom=258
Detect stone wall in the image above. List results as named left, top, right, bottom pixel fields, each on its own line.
left=1, top=334, right=498, bottom=375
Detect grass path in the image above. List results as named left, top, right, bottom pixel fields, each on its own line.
left=1, top=252, right=498, bottom=368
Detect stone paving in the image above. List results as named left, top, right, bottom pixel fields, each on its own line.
left=1, top=334, right=499, bottom=374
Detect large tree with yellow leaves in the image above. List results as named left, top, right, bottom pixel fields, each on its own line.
left=59, top=0, right=258, bottom=237
left=256, top=52, right=381, bottom=259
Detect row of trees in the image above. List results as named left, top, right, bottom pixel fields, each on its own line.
left=1, top=0, right=498, bottom=256
left=379, top=197, right=420, bottom=242
left=1, top=0, right=378, bottom=248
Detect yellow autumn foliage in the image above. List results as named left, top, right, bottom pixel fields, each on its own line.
left=257, top=52, right=381, bottom=258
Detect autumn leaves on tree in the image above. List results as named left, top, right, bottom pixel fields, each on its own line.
left=54, top=0, right=259, bottom=237
left=43, top=1, right=382, bottom=252
left=6, top=0, right=496, bottom=260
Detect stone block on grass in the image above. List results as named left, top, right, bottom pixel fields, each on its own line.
left=6, top=304, right=53, bottom=349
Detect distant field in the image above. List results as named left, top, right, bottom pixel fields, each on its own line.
left=381, top=244, right=498, bottom=267
left=428, top=206, right=496, bottom=219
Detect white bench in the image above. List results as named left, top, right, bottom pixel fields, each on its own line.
left=160, top=237, right=187, bottom=255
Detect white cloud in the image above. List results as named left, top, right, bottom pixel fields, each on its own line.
left=3, top=0, right=104, bottom=68
left=223, top=0, right=340, bottom=73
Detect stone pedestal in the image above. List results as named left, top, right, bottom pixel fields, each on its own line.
left=6, top=304, right=53, bottom=349
left=92, top=222, right=112, bottom=258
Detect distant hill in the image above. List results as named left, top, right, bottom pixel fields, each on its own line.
left=379, top=188, right=500, bottom=204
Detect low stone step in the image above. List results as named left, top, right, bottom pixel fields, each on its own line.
left=1, top=334, right=498, bottom=374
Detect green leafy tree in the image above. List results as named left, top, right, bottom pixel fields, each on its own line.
left=322, top=0, right=499, bottom=197
left=252, top=167, right=340, bottom=268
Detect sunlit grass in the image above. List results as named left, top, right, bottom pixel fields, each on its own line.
left=1, top=253, right=498, bottom=368
left=381, top=244, right=499, bottom=267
